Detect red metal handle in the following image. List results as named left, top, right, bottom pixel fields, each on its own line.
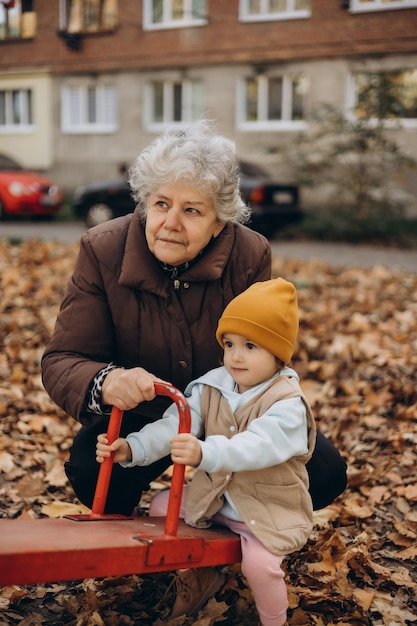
left=91, top=406, right=124, bottom=516
left=91, top=381, right=191, bottom=536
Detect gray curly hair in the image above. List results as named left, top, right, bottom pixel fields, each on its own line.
left=129, top=120, right=250, bottom=224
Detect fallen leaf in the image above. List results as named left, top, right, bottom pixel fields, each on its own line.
left=0, top=241, right=416, bottom=625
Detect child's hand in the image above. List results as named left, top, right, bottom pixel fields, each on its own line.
left=170, top=433, right=202, bottom=467
left=96, top=434, right=132, bottom=464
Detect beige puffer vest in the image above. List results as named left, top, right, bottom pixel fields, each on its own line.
left=184, top=376, right=317, bottom=556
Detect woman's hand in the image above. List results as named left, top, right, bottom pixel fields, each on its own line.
left=170, top=433, right=202, bottom=467
left=101, top=367, right=168, bottom=410
left=96, top=433, right=132, bottom=464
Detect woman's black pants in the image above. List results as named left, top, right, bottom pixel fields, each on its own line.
left=65, top=416, right=347, bottom=515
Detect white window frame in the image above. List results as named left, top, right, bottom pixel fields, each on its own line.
left=239, top=0, right=311, bottom=22
left=59, top=0, right=70, bottom=30
left=346, top=70, right=417, bottom=129
left=61, top=84, right=117, bottom=134
left=58, top=0, right=118, bottom=33
left=0, top=88, right=34, bottom=134
left=0, top=0, right=36, bottom=40
left=143, top=0, right=207, bottom=31
left=144, top=78, right=204, bottom=131
left=237, top=74, right=308, bottom=131
left=350, top=0, right=417, bottom=13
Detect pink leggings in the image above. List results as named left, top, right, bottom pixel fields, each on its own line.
left=150, top=488, right=288, bottom=626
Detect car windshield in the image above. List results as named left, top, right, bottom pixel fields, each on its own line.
left=0, top=154, right=23, bottom=171
left=239, top=161, right=269, bottom=178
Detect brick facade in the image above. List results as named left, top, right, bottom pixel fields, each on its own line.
left=1, top=1, right=416, bottom=74
left=1, top=1, right=416, bottom=208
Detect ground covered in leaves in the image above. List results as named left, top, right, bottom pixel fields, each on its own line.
left=0, top=239, right=416, bottom=626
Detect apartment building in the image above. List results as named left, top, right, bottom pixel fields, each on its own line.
left=1, top=0, right=416, bottom=207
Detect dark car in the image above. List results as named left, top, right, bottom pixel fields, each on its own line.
left=0, top=154, right=63, bottom=220
left=72, top=176, right=134, bottom=228
left=73, top=161, right=301, bottom=234
left=238, top=161, right=301, bottom=234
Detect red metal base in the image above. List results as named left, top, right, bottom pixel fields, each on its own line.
left=0, top=516, right=242, bottom=586
left=64, top=513, right=133, bottom=521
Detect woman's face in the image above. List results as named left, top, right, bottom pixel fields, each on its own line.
left=145, top=181, right=224, bottom=266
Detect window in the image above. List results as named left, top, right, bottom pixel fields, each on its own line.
left=145, top=79, right=204, bottom=129
left=239, top=0, right=311, bottom=21
left=0, top=89, right=33, bottom=131
left=59, top=0, right=118, bottom=33
left=348, top=69, right=417, bottom=126
left=350, top=0, right=417, bottom=12
left=238, top=73, right=309, bottom=130
left=61, top=85, right=117, bottom=133
left=143, top=0, right=207, bottom=30
left=0, top=0, right=36, bottom=40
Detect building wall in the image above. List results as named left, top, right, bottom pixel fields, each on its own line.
left=46, top=51, right=417, bottom=211
left=1, top=1, right=417, bottom=209
left=0, top=69, right=54, bottom=170
left=1, top=1, right=417, bottom=73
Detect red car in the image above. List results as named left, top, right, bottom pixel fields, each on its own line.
left=0, top=154, right=62, bottom=219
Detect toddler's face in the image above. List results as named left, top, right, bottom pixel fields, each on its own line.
left=222, top=333, right=280, bottom=393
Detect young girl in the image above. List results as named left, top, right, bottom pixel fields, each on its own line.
left=96, top=278, right=316, bottom=626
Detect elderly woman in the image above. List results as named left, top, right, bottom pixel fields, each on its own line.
left=42, top=121, right=268, bottom=513
left=42, top=120, right=346, bottom=520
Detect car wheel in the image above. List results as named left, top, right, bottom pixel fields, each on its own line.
left=86, top=203, right=114, bottom=227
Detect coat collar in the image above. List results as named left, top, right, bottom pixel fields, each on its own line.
left=119, top=208, right=235, bottom=293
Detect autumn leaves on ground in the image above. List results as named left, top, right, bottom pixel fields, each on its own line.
left=0, top=239, right=416, bottom=626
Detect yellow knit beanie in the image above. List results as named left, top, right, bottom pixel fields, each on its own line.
left=216, top=278, right=299, bottom=364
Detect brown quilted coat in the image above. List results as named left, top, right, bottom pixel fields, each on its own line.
left=41, top=209, right=271, bottom=426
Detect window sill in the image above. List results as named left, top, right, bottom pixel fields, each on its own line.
left=237, top=120, right=308, bottom=132
left=61, top=126, right=117, bottom=135
left=0, top=36, right=34, bottom=43
left=239, top=11, right=311, bottom=22
left=0, top=125, right=35, bottom=134
left=143, top=19, right=207, bottom=31
left=349, top=1, right=417, bottom=12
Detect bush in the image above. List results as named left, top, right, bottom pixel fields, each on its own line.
left=277, top=103, right=416, bottom=223
left=277, top=207, right=417, bottom=248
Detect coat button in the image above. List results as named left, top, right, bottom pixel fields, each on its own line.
left=183, top=282, right=189, bottom=288
left=179, top=361, right=187, bottom=368
left=250, top=519, right=256, bottom=526
left=229, top=425, right=236, bottom=432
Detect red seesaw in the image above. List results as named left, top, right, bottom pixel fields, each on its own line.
left=0, top=382, right=241, bottom=586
